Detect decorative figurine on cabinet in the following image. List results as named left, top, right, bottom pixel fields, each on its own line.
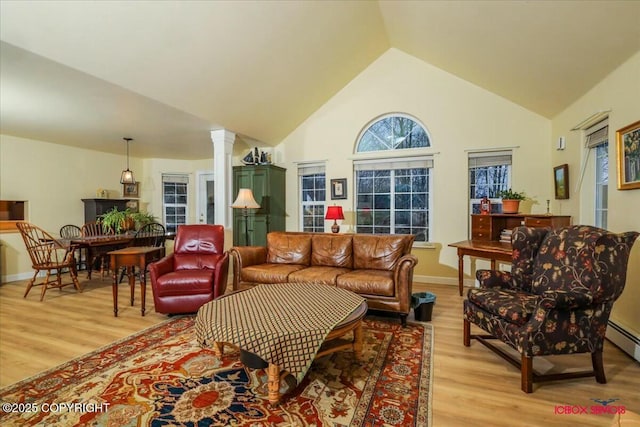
left=480, top=196, right=491, bottom=215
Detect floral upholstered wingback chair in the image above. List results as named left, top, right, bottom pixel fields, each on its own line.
left=463, top=225, right=638, bottom=393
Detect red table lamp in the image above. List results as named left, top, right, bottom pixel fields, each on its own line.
left=325, top=205, right=345, bottom=233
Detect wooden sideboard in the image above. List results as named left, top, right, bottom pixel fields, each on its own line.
left=471, top=214, right=572, bottom=241
left=82, top=198, right=131, bottom=224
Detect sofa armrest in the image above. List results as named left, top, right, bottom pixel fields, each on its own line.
left=212, top=251, right=230, bottom=297
left=229, top=246, right=268, bottom=290
left=476, top=270, right=515, bottom=289
left=393, top=254, right=418, bottom=314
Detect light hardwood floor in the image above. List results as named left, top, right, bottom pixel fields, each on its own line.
left=1, top=277, right=638, bottom=426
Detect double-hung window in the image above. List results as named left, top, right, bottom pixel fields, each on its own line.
left=298, top=163, right=326, bottom=232
left=354, top=115, right=432, bottom=242
left=585, top=119, right=609, bottom=228
left=468, top=151, right=512, bottom=214
left=162, top=174, right=189, bottom=234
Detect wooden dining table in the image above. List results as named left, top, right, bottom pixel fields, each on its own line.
left=63, top=235, right=135, bottom=279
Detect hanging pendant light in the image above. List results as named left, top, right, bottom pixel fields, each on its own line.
left=120, top=137, right=136, bottom=184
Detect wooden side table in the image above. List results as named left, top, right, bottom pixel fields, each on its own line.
left=448, top=240, right=512, bottom=296
left=108, top=246, right=164, bottom=317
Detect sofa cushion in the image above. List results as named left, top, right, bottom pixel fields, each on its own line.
left=311, top=234, right=353, bottom=268
left=352, top=234, right=413, bottom=270
left=467, top=287, right=540, bottom=326
left=288, top=266, right=352, bottom=286
left=241, top=263, right=306, bottom=284
left=155, top=271, right=215, bottom=297
left=266, top=233, right=312, bottom=265
left=336, top=269, right=395, bottom=297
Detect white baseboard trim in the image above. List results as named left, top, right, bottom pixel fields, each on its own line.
left=607, top=321, right=640, bottom=362
left=1, top=271, right=45, bottom=284
left=413, top=275, right=476, bottom=288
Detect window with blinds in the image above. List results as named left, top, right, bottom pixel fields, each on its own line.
left=468, top=150, right=512, bottom=214
left=162, top=174, right=189, bottom=234
left=585, top=119, right=609, bottom=228
left=298, top=163, right=326, bottom=232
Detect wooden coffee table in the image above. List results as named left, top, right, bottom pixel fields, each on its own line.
left=196, top=283, right=367, bottom=405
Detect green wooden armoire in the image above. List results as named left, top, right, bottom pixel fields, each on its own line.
left=232, top=164, right=286, bottom=246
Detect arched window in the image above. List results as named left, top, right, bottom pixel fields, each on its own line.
left=354, top=115, right=432, bottom=242
left=357, top=115, right=430, bottom=152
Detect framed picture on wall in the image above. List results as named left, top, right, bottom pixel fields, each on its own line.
left=331, top=178, right=347, bottom=200
left=616, top=120, right=640, bottom=190
left=553, top=164, right=569, bottom=199
left=123, top=182, right=139, bottom=198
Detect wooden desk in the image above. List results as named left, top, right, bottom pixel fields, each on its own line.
left=448, top=240, right=512, bottom=296
left=108, top=246, right=164, bottom=317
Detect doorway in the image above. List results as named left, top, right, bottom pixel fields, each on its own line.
left=196, top=172, right=215, bottom=224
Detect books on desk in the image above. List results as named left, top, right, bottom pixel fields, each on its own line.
left=499, top=229, right=513, bottom=243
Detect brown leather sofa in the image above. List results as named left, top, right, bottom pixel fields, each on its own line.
left=149, top=224, right=229, bottom=314
left=230, top=231, right=418, bottom=325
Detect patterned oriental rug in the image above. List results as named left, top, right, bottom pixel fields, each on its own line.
left=0, top=316, right=433, bottom=426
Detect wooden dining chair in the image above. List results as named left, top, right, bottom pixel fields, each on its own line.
left=81, top=221, right=109, bottom=279
left=59, top=224, right=85, bottom=270
left=17, top=222, right=82, bottom=300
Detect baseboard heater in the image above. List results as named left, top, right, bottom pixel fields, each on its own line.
left=607, top=320, right=640, bottom=362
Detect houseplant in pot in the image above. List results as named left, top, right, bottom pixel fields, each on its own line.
left=100, top=207, right=156, bottom=234
left=498, top=189, right=526, bottom=214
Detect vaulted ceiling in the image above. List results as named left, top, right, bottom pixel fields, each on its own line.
left=1, top=1, right=639, bottom=159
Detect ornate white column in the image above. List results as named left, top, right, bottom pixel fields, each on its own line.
left=210, top=129, right=235, bottom=229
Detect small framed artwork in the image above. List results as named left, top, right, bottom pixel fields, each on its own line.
left=123, top=182, right=139, bottom=198
left=616, top=120, right=640, bottom=190
left=331, top=178, right=347, bottom=200
left=553, top=164, right=569, bottom=199
left=125, top=200, right=139, bottom=213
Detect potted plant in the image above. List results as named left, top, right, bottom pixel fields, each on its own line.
left=100, top=208, right=156, bottom=234
left=498, top=189, right=527, bottom=214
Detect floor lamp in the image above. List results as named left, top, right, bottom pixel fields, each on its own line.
left=231, top=188, right=260, bottom=245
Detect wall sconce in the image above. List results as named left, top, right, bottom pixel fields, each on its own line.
left=120, top=137, right=135, bottom=184
left=231, top=188, right=260, bottom=245
left=325, top=205, right=344, bottom=233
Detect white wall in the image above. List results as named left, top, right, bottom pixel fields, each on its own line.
left=0, top=134, right=215, bottom=281
left=551, top=50, right=640, bottom=342
left=274, top=48, right=551, bottom=280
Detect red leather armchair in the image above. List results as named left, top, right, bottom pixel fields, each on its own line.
left=149, top=224, right=229, bottom=314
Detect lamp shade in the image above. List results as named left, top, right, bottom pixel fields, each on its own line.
left=120, top=169, right=135, bottom=184
left=325, top=205, right=344, bottom=220
left=231, top=188, right=260, bottom=209
left=120, top=137, right=136, bottom=184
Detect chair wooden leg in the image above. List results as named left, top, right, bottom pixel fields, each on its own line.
left=463, top=318, right=471, bottom=346
left=24, top=271, right=38, bottom=298
left=40, top=270, right=52, bottom=301
left=592, top=351, right=607, bottom=384
left=521, top=354, right=533, bottom=393
left=70, top=268, right=82, bottom=293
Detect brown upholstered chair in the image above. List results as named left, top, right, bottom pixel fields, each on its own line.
left=17, top=222, right=82, bottom=300
left=149, top=224, right=229, bottom=314
left=463, top=225, right=638, bottom=392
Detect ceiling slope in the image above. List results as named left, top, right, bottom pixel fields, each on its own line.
left=1, top=1, right=639, bottom=159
